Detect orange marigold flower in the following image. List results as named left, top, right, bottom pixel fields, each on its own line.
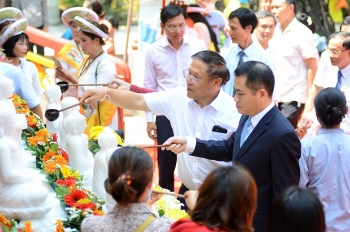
left=55, top=156, right=68, bottom=166
left=27, top=136, right=43, bottom=146
left=44, top=161, right=57, bottom=174
left=0, top=213, right=10, bottom=226
left=26, top=115, right=37, bottom=127
left=22, top=221, right=33, bottom=232
left=42, top=149, right=57, bottom=163
left=16, top=108, right=29, bottom=114
left=36, top=129, right=50, bottom=139
left=93, top=210, right=105, bottom=216
left=64, top=190, right=87, bottom=207
left=55, top=219, right=64, bottom=232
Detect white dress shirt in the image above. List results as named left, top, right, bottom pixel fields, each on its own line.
left=300, top=128, right=350, bottom=231
left=17, top=58, right=42, bottom=103
left=144, top=87, right=241, bottom=190
left=221, top=40, right=275, bottom=96
left=143, top=35, right=206, bottom=121
left=271, top=18, right=319, bottom=103
left=312, top=53, right=350, bottom=133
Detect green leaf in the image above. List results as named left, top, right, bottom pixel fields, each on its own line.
left=1, top=224, right=9, bottom=232
left=55, top=186, right=68, bottom=199
left=50, top=143, right=59, bottom=152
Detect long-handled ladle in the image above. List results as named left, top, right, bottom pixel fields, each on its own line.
left=45, top=102, right=83, bottom=121
left=56, top=81, right=109, bottom=93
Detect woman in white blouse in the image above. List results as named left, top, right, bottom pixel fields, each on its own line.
left=299, top=87, right=350, bottom=231
left=0, top=19, right=42, bottom=103
left=56, top=16, right=117, bottom=136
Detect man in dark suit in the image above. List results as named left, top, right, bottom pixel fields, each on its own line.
left=164, top=61, right=301, bottom=232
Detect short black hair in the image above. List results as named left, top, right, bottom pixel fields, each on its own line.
left=266, top=187, right=326, bottom=232
left=285, top=0, right=297, bottom=14
left=314, top=88, right=347, bottom=127
left=341, top=16, right=350, bottom=30
left=2, top=32, right=29, bottom=58
left=255, top=10, right=277, bottom=25
left=234, top=61, right=274, bottom=97
left=228, top=7, right=258, bottom=33
left=160, top=4, right=187, bottom=24
left=191, top=51, right=230, bottom=86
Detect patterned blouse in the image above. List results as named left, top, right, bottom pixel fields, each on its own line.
left=81, top=203, right=173, bottom=232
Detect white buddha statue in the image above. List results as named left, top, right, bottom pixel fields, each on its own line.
left=93, top=127, right=118, bottom=211
left=0, top=102, right=51, bottom=221
left=45, top=85, right=62, bottom=135
left=0, top=75, right=16, bottom=115
left=65, top=111, right=94, bottom=188
left=59, top=97, right=80, bottom=150
left=0, top=75, right=27, bottom=152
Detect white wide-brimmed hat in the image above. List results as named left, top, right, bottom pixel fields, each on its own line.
left=74, top=16, right=108, bottom=39
left=61, top=7, right=98, bottom=26
left=0, top=7, right=24, bottom=24
left=0, top=19, right=28, bottom=47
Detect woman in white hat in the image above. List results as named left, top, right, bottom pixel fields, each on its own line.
left=56, top=7, right=98, bottom=98
left=0, top=7, right=24, bottom=34
left=56, top=16, right=118, bottom=136
left=0, top=18, right=42, bottom=103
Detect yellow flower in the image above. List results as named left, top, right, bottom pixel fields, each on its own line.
left=60, top=165, right=73, bottom=179
left=77, top=198, right=92, bottom=204
left=89, top=126, right=104, bottom=140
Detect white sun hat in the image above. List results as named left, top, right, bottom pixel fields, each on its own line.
left=0, top=7, right=24, bottom=24
left=61, top=7, right=98, bottom=27
left=74, top=16, right=108, bottom=39
left=0, top=18, right=28, bottom=47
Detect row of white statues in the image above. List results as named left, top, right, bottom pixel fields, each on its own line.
left=0, top=76, right=118, bottom=230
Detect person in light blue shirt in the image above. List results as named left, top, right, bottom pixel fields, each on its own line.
left=0, top=62, right=43, bottom=119
left=221, top=8, right=274, bottom=96
left=299, top=87, right=350, bottom=231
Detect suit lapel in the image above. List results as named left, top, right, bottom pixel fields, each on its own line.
left=234, top=106, right=279, bottom=161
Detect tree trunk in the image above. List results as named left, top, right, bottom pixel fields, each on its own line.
left=248, top=0, right=334, bottom=38
left=296, top=0, right=335, bottom=38
left=0, top=0, right=12, bottom=7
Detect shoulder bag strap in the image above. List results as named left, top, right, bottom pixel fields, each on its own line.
left=135, top=215, right=156, bottom=232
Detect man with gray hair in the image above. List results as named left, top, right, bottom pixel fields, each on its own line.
left=299, top=31, right=350, bottom=134
left=253, top=10, right=277, bottom=51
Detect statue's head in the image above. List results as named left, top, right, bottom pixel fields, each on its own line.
left=65, top=111, right=86, bottom=135
left=0, top=75, right=14, bottom=99
left=98, top=126, right=117, bottom=149
left=61, top=97, right=80, bottom=116
left=0, top=102, right=15, bottom=135
left=45, top=85, right=62, bottom=103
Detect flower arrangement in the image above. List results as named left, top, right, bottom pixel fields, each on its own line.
left=153, top=186, right=189, bottom=221
left=88, top=126, right=124, bottom=155
left=0, top=213, right=32, bottom=232
left=11, top=95, right=106, bottom=231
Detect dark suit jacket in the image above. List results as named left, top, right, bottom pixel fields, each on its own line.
left=190, top=105, right=301, bottom=232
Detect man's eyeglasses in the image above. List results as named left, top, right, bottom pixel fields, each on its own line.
left=327, top=48, right=349, bottom=56
left=183, top=69, right=213, bottom=83
left=166, top=25, right=187, bottom=32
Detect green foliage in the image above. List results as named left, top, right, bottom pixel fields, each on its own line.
left=58, top=0, right=85, bottom=10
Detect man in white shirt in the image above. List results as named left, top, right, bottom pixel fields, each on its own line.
left=298, top=31, right=350, bottom=134
left=259, top=0, right=272, bottom=12
left=253, top=11, right=276, bottom=51
left=81, top=50, right=241, bottom=205
left=143, top=4, right=206, bottom=192
left=271, top=0, right=318, bottom=128
left=221, top=7, right=274, bottom=96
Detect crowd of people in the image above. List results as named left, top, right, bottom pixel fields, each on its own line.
left=1, top=0, right=350, bottom=231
